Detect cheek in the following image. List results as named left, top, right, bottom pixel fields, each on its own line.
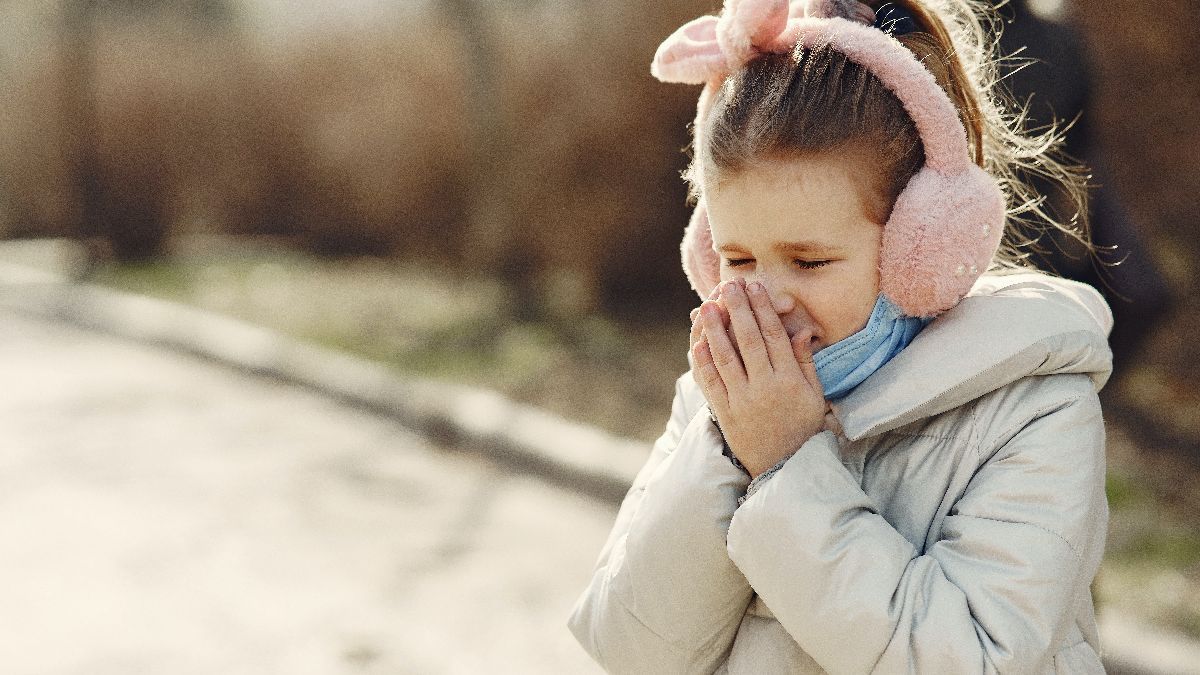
left=810, top=270, right=880, bottom=340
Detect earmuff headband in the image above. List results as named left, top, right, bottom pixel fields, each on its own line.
left=652, top=0, right=1006, bottom=317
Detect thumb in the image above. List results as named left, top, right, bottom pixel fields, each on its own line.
left=791, top=331, right=823, bottom=395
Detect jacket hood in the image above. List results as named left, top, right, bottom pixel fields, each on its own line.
left=831, top=270, right=1114, bottom=441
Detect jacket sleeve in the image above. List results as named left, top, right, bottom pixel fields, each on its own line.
left=568, top=370, right=755, bottom=674
left=725, top=374, right=1108, bottom=674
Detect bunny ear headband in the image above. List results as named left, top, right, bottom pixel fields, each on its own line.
left=652, top=0, right=1006, bottom=318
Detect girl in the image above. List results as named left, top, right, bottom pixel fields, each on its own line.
left=569, top=0, right=1114, bottom=673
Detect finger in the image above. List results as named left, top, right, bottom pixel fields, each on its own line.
left=745, top=280, right=794, bottom=372
left=790, top=326, right=815, bottom=365
left=707, top=298, right=739, bottom=361
left=698, top=300, right=736, bottom=352
left=720, top=280, right=771, bottom=379
left=703, top=290, right=739, bottom=361
left=791, top=328, right=825, bottom=398
left=690, top=302, right=724, bottom=358
left=690, top=334, right=729, bottom=411
left=702, top=300, right=747, bottom=386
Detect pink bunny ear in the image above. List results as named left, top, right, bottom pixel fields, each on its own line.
left=717, top=0, right=791, bottom=64
left=651, top=16, right=727, bottom=84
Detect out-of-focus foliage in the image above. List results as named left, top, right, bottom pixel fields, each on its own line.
left=1, top=1, right=469, bottom=257
left=0, top=0, right=710, bottom=315
left=0, top=0, right=1196, bottom=342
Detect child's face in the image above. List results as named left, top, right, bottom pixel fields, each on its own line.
left=705, top=153, right=884, bottom=352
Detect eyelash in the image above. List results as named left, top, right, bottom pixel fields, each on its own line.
left=725, top=259, right=832, bottom=270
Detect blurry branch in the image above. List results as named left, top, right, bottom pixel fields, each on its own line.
left=438, top=0, right=533, bottom=317
left=60, top=0, right=108, bottom=267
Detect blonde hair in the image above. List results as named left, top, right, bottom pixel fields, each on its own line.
left=683, top=0, right=1093, bottom=270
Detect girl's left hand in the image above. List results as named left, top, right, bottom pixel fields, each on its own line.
left=691, top=278, right=827, bottom=478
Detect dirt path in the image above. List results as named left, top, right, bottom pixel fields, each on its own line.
left=0, top=311, right=611, bottom=674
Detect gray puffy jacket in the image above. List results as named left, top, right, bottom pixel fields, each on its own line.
left=568, top=271, right=1114, bottom=673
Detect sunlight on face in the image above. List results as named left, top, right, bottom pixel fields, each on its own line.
left=704, top=153, right=884, bottom=351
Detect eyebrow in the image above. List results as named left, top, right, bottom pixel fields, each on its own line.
left=717, top=240, right=847, bottom=254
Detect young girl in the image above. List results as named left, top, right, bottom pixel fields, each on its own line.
left=569, top=0, right=1114, bottom=672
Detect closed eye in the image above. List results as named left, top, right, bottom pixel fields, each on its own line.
left=795, top=260, right=831, bottom=269
left=724, top=258, right=832, bottom=269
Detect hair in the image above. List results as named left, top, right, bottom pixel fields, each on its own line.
left=681, top=0, right=1093, bottom=271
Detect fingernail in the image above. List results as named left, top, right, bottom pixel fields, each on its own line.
left=748, top=281, right=764, bottom=293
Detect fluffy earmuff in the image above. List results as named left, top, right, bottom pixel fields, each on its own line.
left=881, top=165, right=1006, bottom=316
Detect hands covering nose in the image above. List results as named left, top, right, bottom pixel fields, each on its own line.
left=688, top=278, right=828, bottom=478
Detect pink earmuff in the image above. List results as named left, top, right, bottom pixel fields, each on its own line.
left=651, top=0, right=1006, bottom=318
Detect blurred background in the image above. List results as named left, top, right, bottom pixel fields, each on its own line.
left=0, top=0, right=1197, bottom=671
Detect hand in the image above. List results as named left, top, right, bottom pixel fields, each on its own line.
left=690, top=278, right=827, bottom=477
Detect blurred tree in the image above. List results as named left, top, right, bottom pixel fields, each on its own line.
left=60, top=0, right=113, bottom=262
left=438, top=0, right=529, bottom=308
left=59, top=0, right=237, bottom=264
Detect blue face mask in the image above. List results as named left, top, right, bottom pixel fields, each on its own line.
left=814, top=293, right=932, bottom=400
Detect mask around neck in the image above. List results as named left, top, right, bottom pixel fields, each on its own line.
left=813, top=292, right=932, bottom=400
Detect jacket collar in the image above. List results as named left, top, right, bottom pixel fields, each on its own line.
left=831, top=271, right=1114, bottom=441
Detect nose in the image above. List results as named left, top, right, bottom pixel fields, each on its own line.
left=747, top=271, right=796, bottom=314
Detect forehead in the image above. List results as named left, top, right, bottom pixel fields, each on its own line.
left=705, top=154, right=883, bottom=249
